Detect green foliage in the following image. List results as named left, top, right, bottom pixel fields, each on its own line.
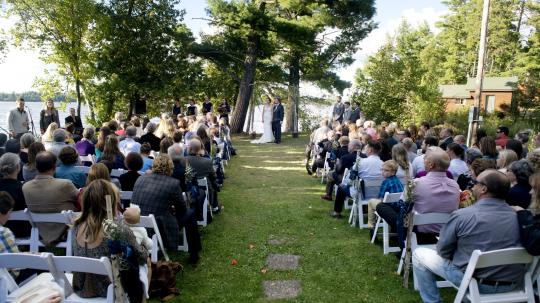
left=352, top=22, right=445, bottom=124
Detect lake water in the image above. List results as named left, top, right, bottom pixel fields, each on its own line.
left=0, top=101, right=331, bottom=135
left=0, top=102, right=90, bottom=135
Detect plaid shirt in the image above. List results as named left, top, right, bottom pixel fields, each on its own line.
left=0, top=225, right=19, bottom=253
left=378, top=175, right=404, bottom=199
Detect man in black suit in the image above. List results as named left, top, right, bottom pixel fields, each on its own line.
left=272, top=97, right=284, bottom=144
left=439, top=128, right=454, bottom=150
left=65, top=108, right=83, bottom=135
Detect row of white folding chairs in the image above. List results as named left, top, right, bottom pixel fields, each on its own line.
left=320, top=152, right=331, bottom=184
left=370, top=192, right=402, bottom=254
left=9, top=209, right=74, bottom=256
left=0, top=252, right=115, bottom=302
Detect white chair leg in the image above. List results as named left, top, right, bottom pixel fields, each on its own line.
left=383, top=221, right=390, bottom=254
left=371, top=216, right=381, bottom=243
left=397, top=249, right=406, bottom=274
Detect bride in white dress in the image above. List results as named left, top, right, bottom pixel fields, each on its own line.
left=251, top=98, right=275, bottom=144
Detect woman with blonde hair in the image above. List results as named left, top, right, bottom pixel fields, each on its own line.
left=41, top=122, right=58, bottom=149
left=72, top=179, right=148, bottom=301
left=391, top=143, right=412, bottom=179
left=496, top=149, right=518, bottom=174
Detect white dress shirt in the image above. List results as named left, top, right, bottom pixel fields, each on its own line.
left=119, top=137, right=141, bottom=156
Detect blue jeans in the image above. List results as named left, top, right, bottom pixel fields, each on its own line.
left=412, top=247, right=517, bottom=303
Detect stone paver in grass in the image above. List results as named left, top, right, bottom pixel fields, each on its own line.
left=266, top=254, right=300, bottom=270
left=263, top=280, right=301, bottom=299
left=267, top=235, right=296, bottom=246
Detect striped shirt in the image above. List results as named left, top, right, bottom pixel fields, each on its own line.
left=0, top=225, right=19, bottom=253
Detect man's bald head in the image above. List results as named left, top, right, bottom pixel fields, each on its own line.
left=425, top=146, right=450, bottom=172
left=476, top=169, right=510, bottom=200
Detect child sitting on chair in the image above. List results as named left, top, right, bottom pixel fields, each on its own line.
left=123, top=205, right=153, bottom=299
left=366, top=160, right=404, bottom=231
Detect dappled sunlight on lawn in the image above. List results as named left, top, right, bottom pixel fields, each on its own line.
left=241, top=165, right=304, bottom=171
left=261, top=160, right=303, bottom=164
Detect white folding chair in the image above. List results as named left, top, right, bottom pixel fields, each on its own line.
left=7, top=209, right=33, bottom=247
left=74, top=165, right=90, bottom=174
left=397, top=212, right=452, bottom=290
left=27, top=211, right=75, bottom=256
left=321, top=152, right=331, bottom=184
left=110, top=169, right=126, bottom=178
left=51, top=255, right=115, bottom=303
left=197, top=177, right=213, bottom=227
left=348, top=178, right=384, bottom=228
left=137, top=214, right=170, bottom=263
left=79, top=155, right=96, bottom=164
left=0, top=252, right=64, bottom=302
left=453, top=248, right=537, bottom=303
left=370, top=192, right=402, bottom=255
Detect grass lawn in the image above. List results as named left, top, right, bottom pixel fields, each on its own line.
left=162, top=134, right=456, bottom=302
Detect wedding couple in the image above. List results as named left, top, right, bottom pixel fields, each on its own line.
left=251, top=97, right=284, bottom=144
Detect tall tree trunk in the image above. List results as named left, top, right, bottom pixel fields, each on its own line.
left=230, top=33, right=260, bottom=133
left=75, top=78, right=82, bottom=118
left=286, top=55, right=300, bottom=137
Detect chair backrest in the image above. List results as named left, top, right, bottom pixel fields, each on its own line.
left=474, top=248, right=534, bottom=268
left=412, top=212, right=451, bottom=226
left=197, top=177, right=208, bottom=188
left=361, top=178, right=384, bottom=200
left=382, top=192, right=402, bottom=203
left=120, top=191, right=133, bottom=201
left=110, top=169, right=126, bottom=178
left=79, top=155, right=95, bottom=164
left=75, top=165, right=90, bottom=174
left=136, top=214, right=170, bottom=262
left=0, top=252, right=52, bottom=271
left=52, top=255, right=113, bottom=278
left=28, top=211, right=71, bottom=224
left=8, top=209, right=32, bottom=225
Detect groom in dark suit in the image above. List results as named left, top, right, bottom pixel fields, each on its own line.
left=272, top=97, right=284, bottom=144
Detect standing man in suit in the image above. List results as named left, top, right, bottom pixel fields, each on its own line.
left=332, top=95, right=345, bottom=124
left=272, top=96, right=284, bottom=144
left=65, top=108, right=83, bottom=136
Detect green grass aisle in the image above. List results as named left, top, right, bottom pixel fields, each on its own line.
left=166, top=134, right=454, bottom=302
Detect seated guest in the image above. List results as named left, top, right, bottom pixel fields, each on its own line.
left=41, top=122, right=58, bottom=150
left=413, top=170, right=524, bottom=303
left=159, top=137, right=174, bottom=154
left=495, top=125, right=510, bottom=148
left=97, top=135, right=126, bottom=169
left=23, top=151, right=78, bottom=246
left=505, top=159, right=534, bottom=208
left=514, top=172, right=540, bottom=254
left=0, top=153, right=30, bottom=238
left=377, top=147, right=460, bottom=243
left=186, top=139, right=219, bottom=210
left=438, top=128, right=453, bottom=150
left=94, top=126, right=112, bottom=159
left=119, top=152, right=143, bottom=191
left=168, top=144, right=187, bottom=192
left=73, top=179, right=148, bottom=301
left=505, top=139, right=524, bottom=160
left=527, top=148, right=540, bottom=172
left=321, top=139, right=364, bottom=201
left=402, top=138, right=418, bottom=164
left=411, top=136, right=438, bottom=177
left=56, top=146, right=87, bottom=188
left=19, top=133, right=35, bottom=164
left=310, top=131, right=339, bottom=175
left=453, top=134, right=468, bottom=151
left=131, top=155, right=201, bottom=263
left=22, top=142, right=45, bottom=181
left=5, top=139, right=24, bottom=183
left=0, top=192, right=20, bottom=253
left=139, top=143, right=154, bottom=173
left=47, top=129, right=69, bottom=158
left=447, top=143, right=468, bottom=179
left=392, top=143, right=412, bottom=178
left=456, top=147, right=483, bottom=190
left=479, top=136, right=498, bottom=162
left=75, top=127, right=96, bottom=156
left=140, top=122, right=161, bottom=151
left=496, top=149, right=518, bottom=174
left=331, top=140, right=383, bottom=218
left=459, top=158, right=496, bottom=208
left=367, top=160, right=404, bottom=229
left=119, top=126, right=141, bottom=156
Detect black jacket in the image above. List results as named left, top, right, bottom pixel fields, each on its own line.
left=517, top=210, right=540, bottom=255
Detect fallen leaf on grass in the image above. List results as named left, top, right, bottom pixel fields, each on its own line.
left=231, top=259, right=238, bottom=266
left=260, top=268, right=268, bottom=274
left=249, top=244, right=255, bottom=250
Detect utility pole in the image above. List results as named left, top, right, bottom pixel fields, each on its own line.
left=468, top=0, right=490, bottom=147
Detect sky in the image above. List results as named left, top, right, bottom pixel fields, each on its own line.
left=0, top=0, right=449, bottom=96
